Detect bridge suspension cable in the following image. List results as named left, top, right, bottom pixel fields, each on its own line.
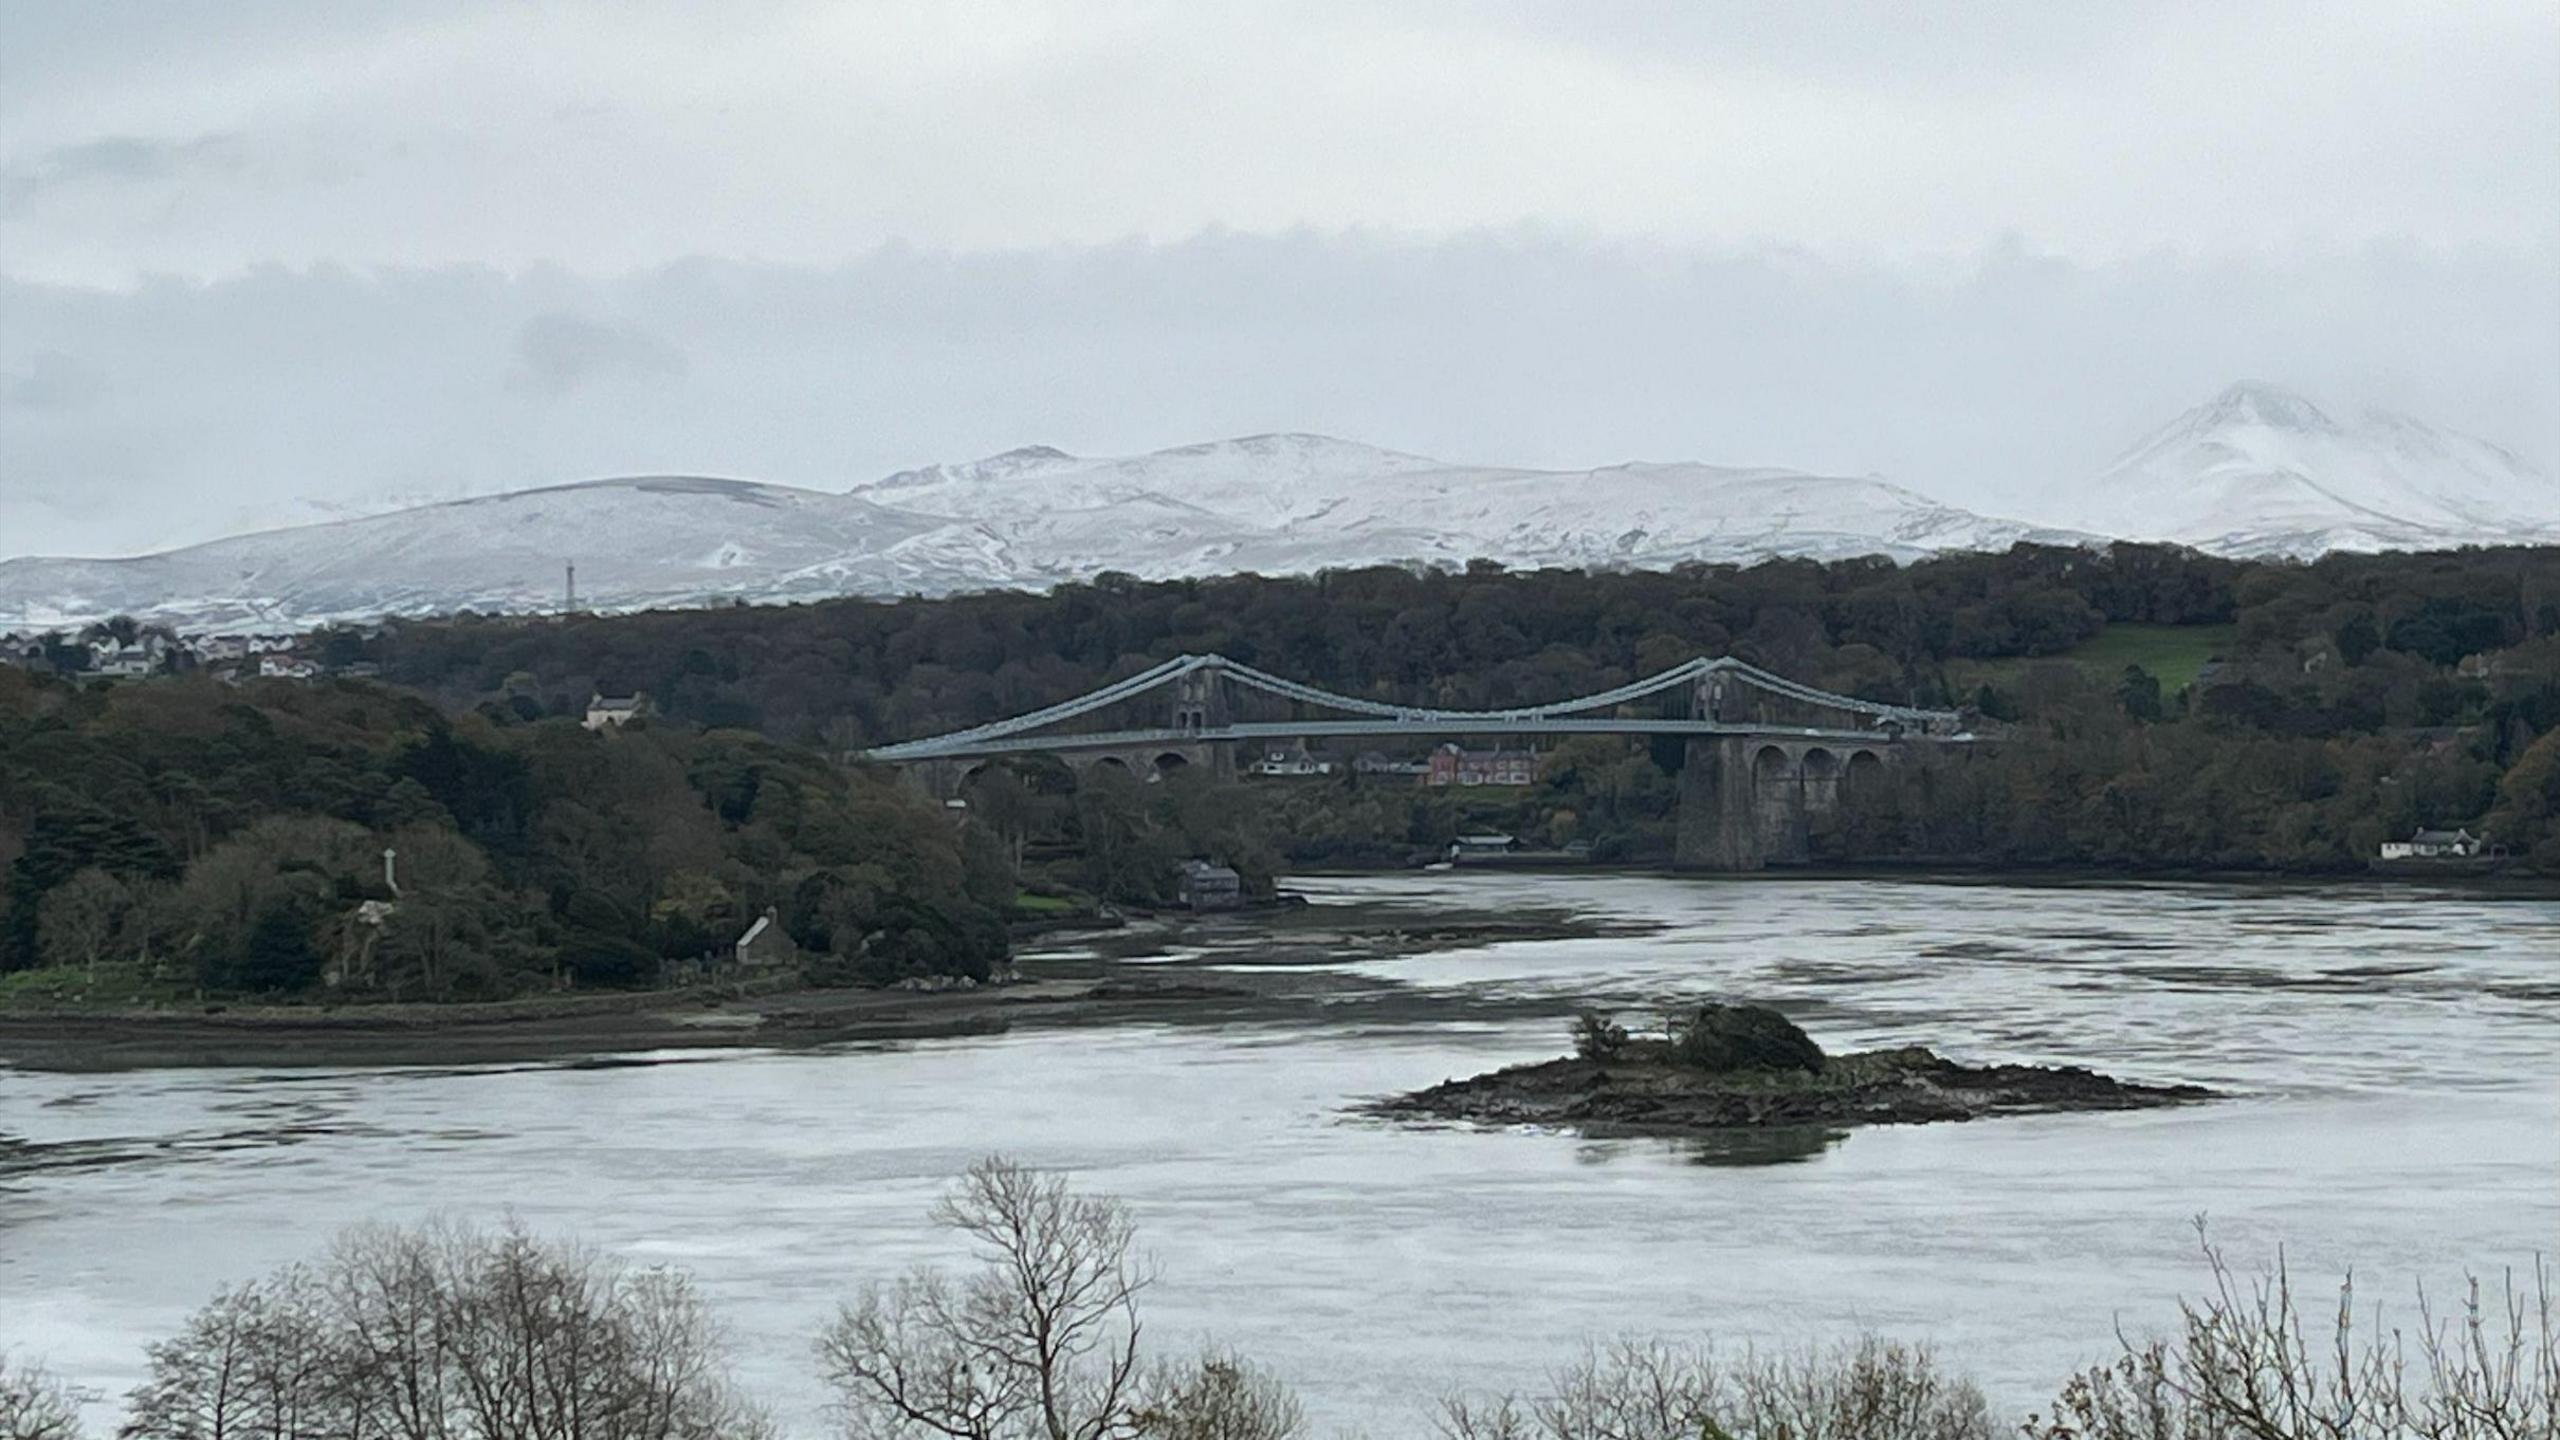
left=864, top=653, right=1209, bottom=759
left=864, top=652, right=1961, bottom=761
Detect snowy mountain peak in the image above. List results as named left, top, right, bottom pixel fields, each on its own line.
left=867, top=445, right=1085, bottom=492
left=2069, top=382, right=2559, bottom=555
left=968, top=444, right=1079, bottom=475
left=480, top=474, right=793, bottom=504
left=2192, top=381, right=2341, bottom=436
left=862, top=434, right=1435, bottom=499
left=1156, top=432, right=1433, bottom=465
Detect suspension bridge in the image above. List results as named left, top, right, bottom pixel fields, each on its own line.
left=865, top=654, right=1975, bottom=870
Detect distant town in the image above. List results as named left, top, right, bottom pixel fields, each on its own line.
left=0, top=620, right=357, bottom=684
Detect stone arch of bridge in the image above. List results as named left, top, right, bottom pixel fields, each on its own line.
left=1801, top=746, right=1842, bottom=811
left=1003, top=753, right=1083, bottom=794
left=1842, top=747, right=1885, bottom=799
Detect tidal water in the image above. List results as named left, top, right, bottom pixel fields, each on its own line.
left=5, top=874, right=2557, bottom=1435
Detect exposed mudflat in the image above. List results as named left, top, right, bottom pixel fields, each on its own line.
left=0, top=901, right=1629, bottom=1072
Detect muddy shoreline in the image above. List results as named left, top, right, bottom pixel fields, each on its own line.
left=0, top=978, right=1220, bottom=1072
left=0, top=903, right=1619, bottom=1072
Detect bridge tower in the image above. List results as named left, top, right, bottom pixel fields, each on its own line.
left=1673, top=733, right=1894, bottom=871
left=1693, top=670, right=1727, bottom=724
left=1168, top=661, right=1227, bottom=734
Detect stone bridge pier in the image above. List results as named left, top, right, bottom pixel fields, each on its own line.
left=1674, top=735, right=1892, bottom=871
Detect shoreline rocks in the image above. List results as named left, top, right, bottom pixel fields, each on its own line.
left=1373, top=1006, right=2215, bottom=1138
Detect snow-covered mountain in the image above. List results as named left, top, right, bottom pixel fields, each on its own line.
left=0, top=476, right=996, bottom=631
left=2066, top=382, right=2560, bottom=555
left=848, top=433, right=2068, bottom=582
left=3, top=395, right=2548, bottom=632
left=0, top=436, right=2065, bottom=629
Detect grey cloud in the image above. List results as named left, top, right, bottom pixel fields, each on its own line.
left=506, top=313, right=687, bottom=398
left=2, top=133, right=243, bottom=211
left=2, top=232, right=2552, bottom=560
left=1, top=2, right=2551, bottom=283
left=3, top=350, right=103, bottom=411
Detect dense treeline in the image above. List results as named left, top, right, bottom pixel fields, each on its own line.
left=0, top=671, right=1013, bottom=997
left=11, top=540, right=2559, bottom=990
left=356, top=543, right=2560, bottom=873
left=366, top=544, right=2260, bottom=741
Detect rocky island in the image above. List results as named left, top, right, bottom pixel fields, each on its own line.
left=1373, top=1004, right=2215, bottom=1138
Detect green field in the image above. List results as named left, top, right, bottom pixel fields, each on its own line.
left=0, top=963, right=185, bottom=1012
left=1955, top=622, right=2237, bottom=695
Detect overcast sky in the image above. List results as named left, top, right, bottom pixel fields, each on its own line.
left=3, top=0, right=2556, bottom=557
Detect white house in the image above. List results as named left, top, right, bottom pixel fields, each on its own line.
left=93, top=644, right=157, bottom=679
left=735, top=908, right=799, bottom=967
left=1248, top=744, right=1333, bottom=777
left=2379, top=827, right=2485, bottom=861
left=584, top=693, right=646, bottom=730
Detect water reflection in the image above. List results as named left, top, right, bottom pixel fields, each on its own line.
left=1671, top=1126, right=1847, bottom=1167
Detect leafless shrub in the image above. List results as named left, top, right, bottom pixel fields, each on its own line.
left=1727, top=1336, right=1993, bottom=1440
left=2030, top=1235, right=2558, bottom=1440
left=120, top=1271, right=335, bottom=1440
left=0, top=1354, right=84, bottom=1440
left=817, top=1156, right=1151, bottom=1440
left=1132, top=1350, right=1306, bottom=1440
left=1440, top=1335, right=1989, bottom=1440
left=118, top=1218, right=768, bottom=1440
left=817, top=1156, right=1303, bottom=1440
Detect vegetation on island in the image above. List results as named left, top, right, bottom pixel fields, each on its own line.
left=3, top=1158, right=2549, bottom=1440
left=1379, top=1004, right=2213, bottom=1137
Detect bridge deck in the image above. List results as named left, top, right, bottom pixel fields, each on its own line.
left=868, top=717, right=1973, bottom=762
left=858, top=652, right=1973, bottom=763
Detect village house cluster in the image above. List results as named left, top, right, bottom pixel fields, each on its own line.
left=0, top=620, right=378, bottom=681
left=1248, top=740, right=1544, bottom=787
left=0, top=624, right=381, bottom=683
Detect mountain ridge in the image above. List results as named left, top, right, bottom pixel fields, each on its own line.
left=2, top=388, right=2548, bottom=631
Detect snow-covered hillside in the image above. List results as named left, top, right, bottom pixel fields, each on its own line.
left=847, top=433, right=2072, bottom=580
left=0, top=476, right=999, bottom=631
left=2, top=395, right=2549, bottom=631
left=2066, top=382, right=2560, bottom=555
left=0, top=437, right=2071, bottom=629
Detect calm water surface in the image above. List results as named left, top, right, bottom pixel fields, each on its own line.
left=5, top=875, right=2557, bottom=1434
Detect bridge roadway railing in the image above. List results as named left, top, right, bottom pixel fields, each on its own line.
left=866, top=717, right=1975, bottom=762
